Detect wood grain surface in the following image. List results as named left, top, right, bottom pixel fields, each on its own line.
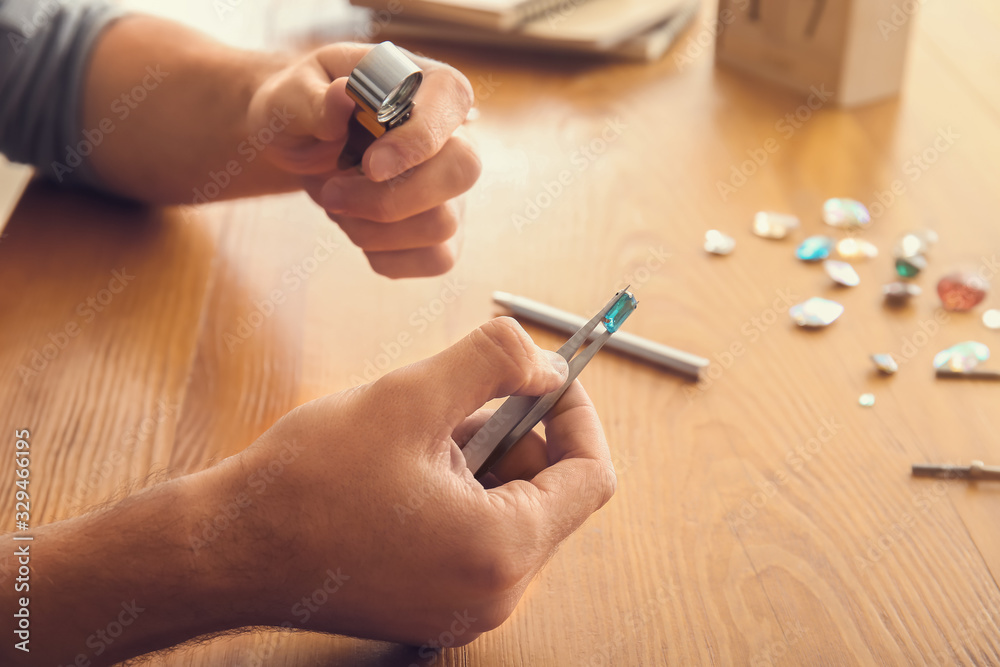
left=1, top=0, right=999, bottom=664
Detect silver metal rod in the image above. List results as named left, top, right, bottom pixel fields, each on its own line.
left=912, top=461, right=1000, bottom=481
left=935, top=369, right=1000, bottom=380
left=493, top=291, right=707, bottom=381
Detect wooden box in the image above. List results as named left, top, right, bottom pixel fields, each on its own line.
left=715, top=0, right=918, bottom=107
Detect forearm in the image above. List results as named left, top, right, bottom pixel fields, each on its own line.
left=83, top=15, right=299, bottom=204
left=1, top=464, right=271, bottom=666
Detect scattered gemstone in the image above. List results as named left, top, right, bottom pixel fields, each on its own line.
left=752, top=211, right=800, bottom=239
left=933, top=341, right=990, bottom=372
left=984, top=309, right=1000, bottom=330
left=871, top=354, right=899, bottom=375
left=604, top=291, right=638, bottom=333
left=883, top=282, right=922, bottom=306
left=789, top=297, right=844, bottom=328
left=859, top=393, right=876, bottom=407
left=937, top=272, right=988, bottom=311
left=836, top=238, right=879, bottom=260
left=895, top=255, right=927, bottom=278
left=915, top=229, right=939, bottom=246
left=796, top=236, right=835, bottom=261
left=704, top=230, right=735, bottom=255
left=822, top=198, right=871, bottom=229
left=894, top=234, right=927, bottom=259
left=824, top=260, right=860, bottom=287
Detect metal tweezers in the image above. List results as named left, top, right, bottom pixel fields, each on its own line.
left=462, top=289, right=633, bottom=479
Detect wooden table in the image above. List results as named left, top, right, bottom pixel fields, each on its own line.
left=2, top=0, right=1000, bottom=664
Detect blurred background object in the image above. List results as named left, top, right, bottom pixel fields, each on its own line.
left=715, top=0, right=916, bottom=106
left=346, top=0, right=700, bottom=61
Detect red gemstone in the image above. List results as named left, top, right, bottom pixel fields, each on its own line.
left=937, top=272, right=988, bottom=311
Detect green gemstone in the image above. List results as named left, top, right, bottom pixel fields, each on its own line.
left=895, top=255, right=926, bottom=278
left=604, top=291, right=637, bottom=333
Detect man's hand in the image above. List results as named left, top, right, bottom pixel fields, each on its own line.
left=247, top=44, right=482, bottom=279
left=4, top=318, right=615, bottom=665
left=227, top=316, right=616, bottom=643
left=82, top=19, right=479, bottom=278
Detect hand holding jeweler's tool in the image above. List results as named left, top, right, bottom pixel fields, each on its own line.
left=912, top=461, right=1000, bottom=481
left=463, top=289, right=638, bottom=480
left=337, top=42, right=423, bottom=171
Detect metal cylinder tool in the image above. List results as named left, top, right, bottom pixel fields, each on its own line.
left=337, top=42, right=423, bottom=171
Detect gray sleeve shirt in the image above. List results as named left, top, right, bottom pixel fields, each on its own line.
left=0, top=0, right=124, bottom=186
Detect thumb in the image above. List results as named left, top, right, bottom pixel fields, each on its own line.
left=386, top=317, right=569, bottom=438
left=248, top=62, right=356, bottom=172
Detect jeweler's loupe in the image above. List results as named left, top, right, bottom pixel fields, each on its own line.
left=337, top=42, right=423, bottom=171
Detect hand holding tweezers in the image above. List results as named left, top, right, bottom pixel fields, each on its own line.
left=462, top=289, right=636, bottom=480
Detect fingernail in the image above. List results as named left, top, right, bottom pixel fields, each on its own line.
left=369, top=145, right=403, bottom=182
left=322, top=182, right=345, bottom=212
left=546, top=351, right=569, bottom=380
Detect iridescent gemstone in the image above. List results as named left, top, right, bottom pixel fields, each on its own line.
left=796, top=236, right=835, bottom=261
left=824, top=260, right=860, bottom=287
left=933, top=341, right=990, bottom=372
left=704, top=230, right=735, bottom=255
left=603, top=290, right=637, bottom=333
left=883, top=282, right=922, bottom=306
left=752, top=211, right=800, bottom=239
left=822, top=198, right=871, bottom=229
left=895, top=255, right=926, bottom=278
left=871, top=353, right=898, bottom=375
left=937, top=272, right=988, bottom=311
left=789, top=297, right=844, bottom=328
left=859, top=393, right=876, bottom=407
left=836, top=238, right=878, bottom=260
left=984, top=309, right=1000, bottom=330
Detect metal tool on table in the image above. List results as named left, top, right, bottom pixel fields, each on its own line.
left=463, top=288, right=638, bottom=480
left=912, top=461, right=1000, bottom=481
left=337, top=42, right=423, bottom=171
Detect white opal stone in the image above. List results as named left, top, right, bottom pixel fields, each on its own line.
left=789, top=297, right=844, bottom=327
left=704, top=230, right=735, bottom=255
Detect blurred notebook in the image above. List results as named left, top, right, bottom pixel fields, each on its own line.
left=350, top=0, right=596, bottom=32
left=377, top=0, right=698, bottom=61
left=352, top=0, right=691, bottom=43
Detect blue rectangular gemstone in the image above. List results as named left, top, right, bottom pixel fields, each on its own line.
left=603, top=291, right=637, bottom=333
